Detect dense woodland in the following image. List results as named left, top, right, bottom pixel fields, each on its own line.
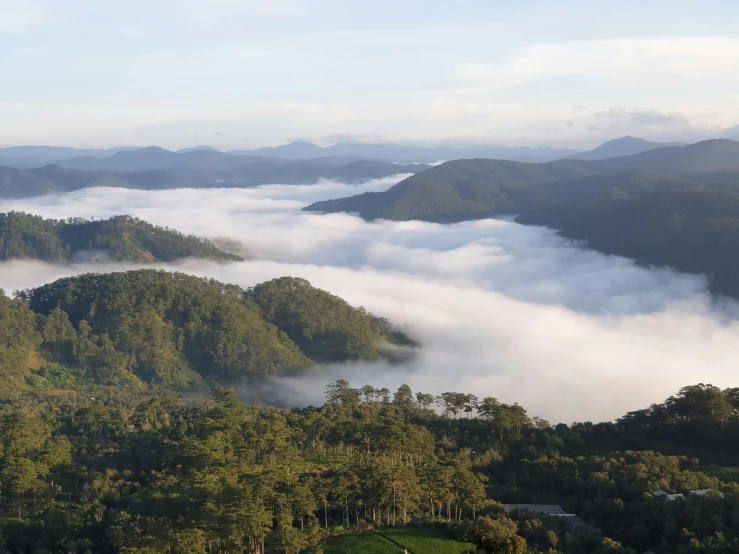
left=305, top=139, right=739, bottom=299
left=1, top=379, right=739, bottom=554
left=1, top=270, right=412, bottom=398
left=0, top=213, right=241, bottom=264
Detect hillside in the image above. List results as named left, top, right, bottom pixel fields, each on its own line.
left=518, top=190, right=739, bottom=297
left=305, top=158, right=597, bottom=221
left=0, top=212, right=242, bottom=263
left=5, top=270, right=412, bottom=394
left=0, top=167, right=63, bottom=197
left=566, top=136, right=684, bottom=161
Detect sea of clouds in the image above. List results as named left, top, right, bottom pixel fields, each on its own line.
left=1, top=175, right=738, bottom=423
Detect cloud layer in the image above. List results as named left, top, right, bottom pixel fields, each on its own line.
left=1, top=179, right=738, bottom=422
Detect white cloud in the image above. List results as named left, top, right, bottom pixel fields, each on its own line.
left=2, top=181, right=739, bottom=423
left=231, top=49, right=273, bottom=61
left=453, top=37, right=739, bottom=87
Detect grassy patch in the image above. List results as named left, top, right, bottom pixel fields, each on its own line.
left=318, top=528, right=474, bottom=554
left=377, top=527, right=475, bottom=554
left=321, top=532, right=404, bottom=554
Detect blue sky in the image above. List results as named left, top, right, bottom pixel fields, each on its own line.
left=2, top=0, right=739, bottom=149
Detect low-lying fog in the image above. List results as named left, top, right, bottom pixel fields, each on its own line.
left=1, top=175, right=738, bottom=422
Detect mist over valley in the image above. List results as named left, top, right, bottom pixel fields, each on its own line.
left=1, top=177, right=737, bottom=422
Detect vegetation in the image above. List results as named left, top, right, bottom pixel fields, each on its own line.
left=2, top=378, right=739, bottom=553
left=246, top=277, right=415, bottom=363
left=0, top=269, right=411, bottom=396
left=0, top=212, right=242, bottom=263
left=517, top=189, right=739, bottom=297
left=377, top=527, right=475, bottom=553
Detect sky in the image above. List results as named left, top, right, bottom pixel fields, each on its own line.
left=3, top=179, right=739, bottom=422
left=2, top=0, right=739, bottom=149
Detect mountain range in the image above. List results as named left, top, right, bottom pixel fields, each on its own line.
left=0, top=142, right=579, bottom=167
left=0, top=156, right=425, bottom=198
left=231, top=141, right=580, bottom=163
left=0, top=136, right=715, bottom=173
left=304, top=139, right=739, bottom=297
left=305, top=139, right=739, bottom=220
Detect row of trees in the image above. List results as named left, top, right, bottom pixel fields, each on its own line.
left=326, top=380, right=543, bottom=440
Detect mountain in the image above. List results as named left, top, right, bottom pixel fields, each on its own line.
left=176, top=145, right=220, bottom=153
left=304, top=158, right=598, bottom=221
left=9, top=269, right=412, bottom=391
left=0, top=165, right=201, bottom=197
left=246, top=140, right=325, bottom=159
left=0, top=145, right=138, bottom=168
left=231, top=141, right=579, bottom=163
left=305, top=139, right=739, bottom=221
left=592, top=139, right=739, bottom=173
left=0, top=212, right=243, bottom=263
left=566, top=136, right=685, bottom=161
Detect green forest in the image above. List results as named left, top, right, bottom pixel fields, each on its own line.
left=2, top=270, right=412, bottom=398
left=0, top=213, right=241, bottom=263
left=1, top=378, right=739, bottom=554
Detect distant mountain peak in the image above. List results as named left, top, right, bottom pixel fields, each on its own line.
left=177, top=145, right=220, bottom=154
left=566, top=136, right=685, bottom=161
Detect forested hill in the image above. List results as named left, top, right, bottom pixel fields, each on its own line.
left=0, top=212, right=242, bottom=263
left=2, top=270, right=413, bottom=397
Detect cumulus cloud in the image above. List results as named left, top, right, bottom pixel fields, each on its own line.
left=587, top=106, right=693, bottom=138
left=2, top=180, right=739, bottom=423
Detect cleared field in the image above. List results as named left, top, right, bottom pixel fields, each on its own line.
left=378, top=528, right=475, bottom=554
left=319, top=528, right=474, bottom=554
